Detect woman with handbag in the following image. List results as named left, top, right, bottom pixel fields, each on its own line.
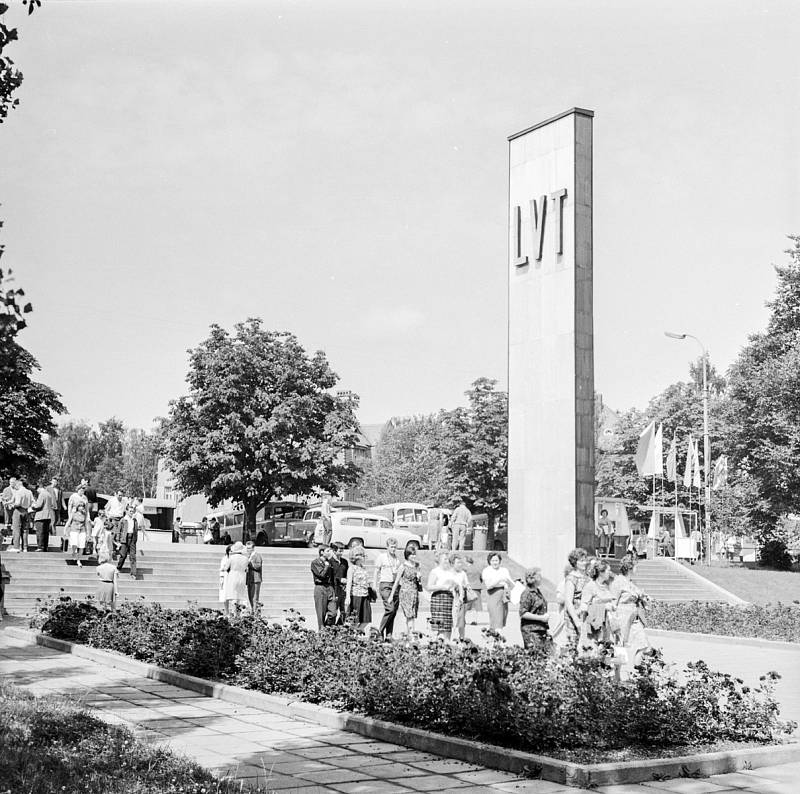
left=578, top=558, right=619, bottom=657
left=345, top=546, right=373, bottom=636
left=389, top=547, right=422, bottom=634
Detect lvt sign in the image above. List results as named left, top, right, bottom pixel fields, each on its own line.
left=512, top=188, right=568, bottom=266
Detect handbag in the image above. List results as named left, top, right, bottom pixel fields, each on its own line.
left=464, top=586, right=479, bottom=604
left=367, top=585, right=378, bottom=603
left=202, top=528, right=213, bottom=543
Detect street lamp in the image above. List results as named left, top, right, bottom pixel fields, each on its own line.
left=665, top=331, right=711, bottom=564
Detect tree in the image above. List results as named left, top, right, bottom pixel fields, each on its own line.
left=43, top=421, right=100, bottom=488
left=161, top=320, right=362, bottom=537
left=121, top=427, right=160, bottom=498
left=361, top=414, right=453, bottom=506
left=443, top=378, right=508, bottom=534
left=0, top=269, right=65, bottom=479
left=726, top=235, right=800, bottom=541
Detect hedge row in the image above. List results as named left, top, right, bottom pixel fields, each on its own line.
left=30, top=596, right=796, bottom=755
left=647, top=601, right=800, bottom=644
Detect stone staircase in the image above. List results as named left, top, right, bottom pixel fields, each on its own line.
left=628, top=558, right=743, bottom=603
left=1, top=545, right=743, bottom=623
left=1, top=544, right=330, bottom=620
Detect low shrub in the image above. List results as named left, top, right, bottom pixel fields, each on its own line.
left=760, top=539, right=794, bottom=571
left=647, top=600, right=800, bottom=643
left=31, top=599, right=796, bottom=755
left=0, top=682, right=267, bottom=793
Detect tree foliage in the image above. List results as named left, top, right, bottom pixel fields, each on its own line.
left=360, top=414, right=452, bottom=506
left=161, top=320, right=361, bottom=534
left=43, top=419, right=160, bottom=496
left=726, top=235, right=800, bottom=540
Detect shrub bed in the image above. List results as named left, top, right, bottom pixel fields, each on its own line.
left=0, top=681, right=266, bottom=794
left=30, top=597, right=797, bottom=756
left=647, top=601, right=800, bottom=644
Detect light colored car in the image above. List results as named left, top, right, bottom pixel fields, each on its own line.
left=299, top=509, right=421, bottom=551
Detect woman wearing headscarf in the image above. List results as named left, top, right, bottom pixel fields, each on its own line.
left=221, top=541, right=249, bottom=616
left=480, top=552, right=515, bottom=631
left=426, top=551, right=460, bottom=638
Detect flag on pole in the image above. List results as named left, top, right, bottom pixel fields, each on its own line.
left=635, top=420, right=657, bottom=476
left=712, top=455, right=728, bottom=490
left=692, top=439, right=702, bottom=489
left=665, top=435, right=677, bottom=482
left=683, top=434, right=694, bottom=488
left=653, top=424, right=664, bottom=477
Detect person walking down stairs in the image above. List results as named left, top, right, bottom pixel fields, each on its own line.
left=116, top=505, right=140, bottom=580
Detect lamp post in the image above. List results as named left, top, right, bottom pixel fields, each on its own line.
left=665, top=331, right=711, bottom=565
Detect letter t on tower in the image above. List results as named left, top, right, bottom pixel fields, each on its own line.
left=507, top=108, right=595, bottom=582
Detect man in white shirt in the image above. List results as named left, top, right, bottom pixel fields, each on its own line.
left=451, top=499, right=472, bottom=552
left=11, top=478, right=34, bottom=552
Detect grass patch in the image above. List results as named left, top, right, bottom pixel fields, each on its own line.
left=0, top=682, right=266, bottom=794
left=683, top=561, right=800, bottom=605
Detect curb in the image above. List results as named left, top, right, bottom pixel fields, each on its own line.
left=6, top=627, right=800, bottom=788
left=648, top=628, right=800, bottom=650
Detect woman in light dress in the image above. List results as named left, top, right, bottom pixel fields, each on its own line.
left=345, top=546, right=373, bottom=635
left=219, top=544, right=231, bottom=606
left=578, top=558, right=619, bottom=657
left=426, top=552, right=461, bottom=638
left=561, top=547, right=589, bottom=648
left=480, top=552, right=515, bottom=631
left=611, top=556, right=650, bottom=667
left=450, top=553, right=475, bottom=640
left=221, top=541, right=249, bottom=616
left=65, top=484, right=91, bottom=567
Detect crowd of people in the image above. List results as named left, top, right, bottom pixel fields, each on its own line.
left=297, top=535, right=651, bottom=667
left=1, top=475, right=152, bottom=611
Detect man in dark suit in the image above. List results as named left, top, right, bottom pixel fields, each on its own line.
left=329, top=542, right=349, bottom=625
left=310, top=545, right=336, bottom=630
left=31, top=485, right=57, bottom=552
left=245, top=540, right=263, bottom=616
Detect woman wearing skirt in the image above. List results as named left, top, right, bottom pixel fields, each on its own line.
left=345, top=547, right=372, bottom=635
left=426, top=552, right=459, bottom=638
left=480, top=552, right=515, bottom=631
left=96, top=550, right=118, bottom=609
left=66, top=488, right=90, bottom=567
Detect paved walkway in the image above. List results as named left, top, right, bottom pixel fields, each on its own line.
left=0, top=628, right=798, bottom=793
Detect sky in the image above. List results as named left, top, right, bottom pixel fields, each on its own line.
left=2, top=0, right=798, bottom=430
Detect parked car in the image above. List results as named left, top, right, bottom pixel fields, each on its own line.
left=296, top=510, right=421, bottom=551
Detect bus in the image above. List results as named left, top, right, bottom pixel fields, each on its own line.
left=206, top=501, right=309, bottom=546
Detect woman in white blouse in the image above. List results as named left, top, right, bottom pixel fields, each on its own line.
left=480, top=552, right=515, bottom=630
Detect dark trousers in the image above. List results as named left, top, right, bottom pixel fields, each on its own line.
left=34, top=519, right=51, bottom=551
left=11, top=508, right=29, bottom=550
left=378, top=583, right=399, bottom=638
left=247, top=581, right=261, bottom=613
left=117, top=540, right=137, bottom=576
left=313, top=584, right=336, bottom=630
left=333, top=585, right=346, bottom=625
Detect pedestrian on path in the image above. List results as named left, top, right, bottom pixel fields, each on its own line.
left=374, top=536, right=402, bottom=639
left=389, top=547, right=421, bottom=634
left=96, top=549, right=118, bottom=609
left=560, top=547, right=589, bottom=649
left=10, top=477, right=33, bottom=552
left=344, top=546, right=372, bottom=635
left=480, top=552, right=515, bottom=631
left=115, top=505, right=139, bottom=579
left=245, top=540, right=263, bottom=616
left=519, top=568, right=551, bottom=653
left=451, top=499, right=472, bottom=552
left=66, top=485, right=90, bottom=566
left=426, top=551, right=459, bottom=638
left=310, top=545, right=336, bottom=629
left=611, top=556, right=650, bottom=668
left=222, top=541, right=249, bottom=616
left=31, top=484, right=56, bottom=552
left=578, top=558, right=619, bottom=657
